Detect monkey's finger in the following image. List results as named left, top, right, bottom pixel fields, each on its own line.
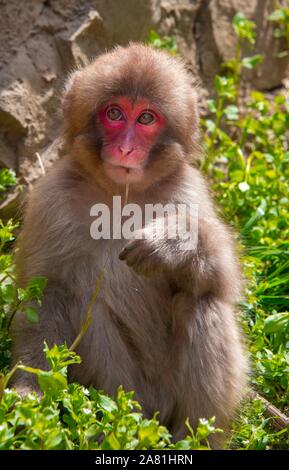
left=119, top=248, right=129, bottom=260
left=123, top=246, right=147, bottom=267
left=119, top=240, right=142, bottom=260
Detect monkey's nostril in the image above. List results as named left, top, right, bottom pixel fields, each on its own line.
left=119, top=146, right=134, bottom=156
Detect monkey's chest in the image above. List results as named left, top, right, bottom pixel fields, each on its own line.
left=71, top=241, right=176, bottom=415
left=72, top=239, right=173, bottom=343
left=88, top=238, right=172, bottom=316
left=104, top=255, right=173, bottom=328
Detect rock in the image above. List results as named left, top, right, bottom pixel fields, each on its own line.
left=0, top=186, right=25, bottom=223
left=206, top=0, right=289, bottom=90
left=56, top=10, right=109, bottom=69
left=0, top=83, right=29, bottom=134
left=252, top=0, right=289, bottom=90
left=0, top=0, right=288, bottom=189
left=96, top=0, right=161, bottom=44
left=0, top=138, right=17, bottom=170
left=70, top=10, right=109, bottom=66
left=157, top=0, right=203, bottom=77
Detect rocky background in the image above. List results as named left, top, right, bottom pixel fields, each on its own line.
left=0, top=0, right=288, bottom=187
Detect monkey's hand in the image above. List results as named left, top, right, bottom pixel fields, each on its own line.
left=119, top=216, right=195, bottom=277
left=119, top=216, right=240, bottom=302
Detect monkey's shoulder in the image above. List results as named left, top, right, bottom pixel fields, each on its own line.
left=173, top=164, right=213, bottom=211
left=26, top=159, right=95, bottom=218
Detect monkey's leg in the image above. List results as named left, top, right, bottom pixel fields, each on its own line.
left=10, top=287, right=75, bottom=396
left=170, top=293, right=247, bottom=448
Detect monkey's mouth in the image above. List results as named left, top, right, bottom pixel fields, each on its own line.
left=118, top=165, right=131, bottom=174
left=103, top=161, right=144, bottom=184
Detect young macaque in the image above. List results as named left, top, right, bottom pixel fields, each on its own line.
left=11, top=44, right=247, bottom=445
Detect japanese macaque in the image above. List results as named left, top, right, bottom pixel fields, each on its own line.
left=11, top=44, right=247, bottom=446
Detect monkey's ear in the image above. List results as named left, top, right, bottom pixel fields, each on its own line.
left=62, top=70, right=82, bottom=119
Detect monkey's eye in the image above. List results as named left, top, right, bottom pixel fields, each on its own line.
left=137, top=112, right=155, bottom=125
left=106, top=107, right=123, bottom=121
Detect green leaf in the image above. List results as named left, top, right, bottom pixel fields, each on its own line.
left=146, top=30, right=178, bottom=54
left=0, top=220, right=17, bottom=246
left=238, top=181, right=250, bottom=192
left=264, top=312, right=289, bottom=334
left=44, top=431, right=64, bottom=449
left=204, top=119, right=216, bottom=133
left=98, top=394, right=118, bottom=414
left=232, top=12, right=256, bottom=44
left=242, top=55, right=263, bottom=69
left=207, top=99, right=217, bottom=113
left=37, top=370, right=68, bottom=393
left=0, top=255, right=13, bottom=272
left=43, top=343, right=81, bottom=370
left=106, top=432, right=121, bottom=450
left=138, top=420, right=160, bottom=444
left=224, top=105, right=239, bottom=120
left=26, top=277, right=47, bottom=301
left=268, top=9, right=287, bottom=22
left=1, top=283, right=16, bottom=303
left=214, top=75, right=236, bottom=100
left=24, top=306, right=39, bottom=323
left=0, top=169, right=17, bottom=198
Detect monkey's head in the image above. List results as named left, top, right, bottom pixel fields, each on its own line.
left=63, top=44, right=199, bottom=192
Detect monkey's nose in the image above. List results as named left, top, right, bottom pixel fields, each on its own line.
left=118, top=145, right=134, bottom=157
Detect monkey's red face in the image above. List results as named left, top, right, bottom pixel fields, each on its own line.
left=98, top=97, right=165, bottom=185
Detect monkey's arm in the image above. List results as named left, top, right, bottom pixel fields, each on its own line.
left=11, top=166, right=81, bottom=394
left=119, top=215, right=240, bottom=302
left=119, top=168, right=241, bottom=303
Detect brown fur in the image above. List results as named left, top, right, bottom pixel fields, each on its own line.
left=11, top=44, right=248, bottom=446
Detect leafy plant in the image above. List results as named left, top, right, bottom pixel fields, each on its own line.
left=0, top=169, right=17, bottom=200
left=0, top=219, right=47, bottom=373
left=0, top=344, right=220, bottom=450
left=230, top=399, right=289, bottom=449
left=222, top=12, right=262, bottom=99
left=202, top=12, right=289, bottom=427
left=268, top=5, right=289, bottom=56
left=147, top=30, right=178, bottom=54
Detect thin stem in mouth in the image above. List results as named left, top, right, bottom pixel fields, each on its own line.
left=125, top=183, right=130, bottom=204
